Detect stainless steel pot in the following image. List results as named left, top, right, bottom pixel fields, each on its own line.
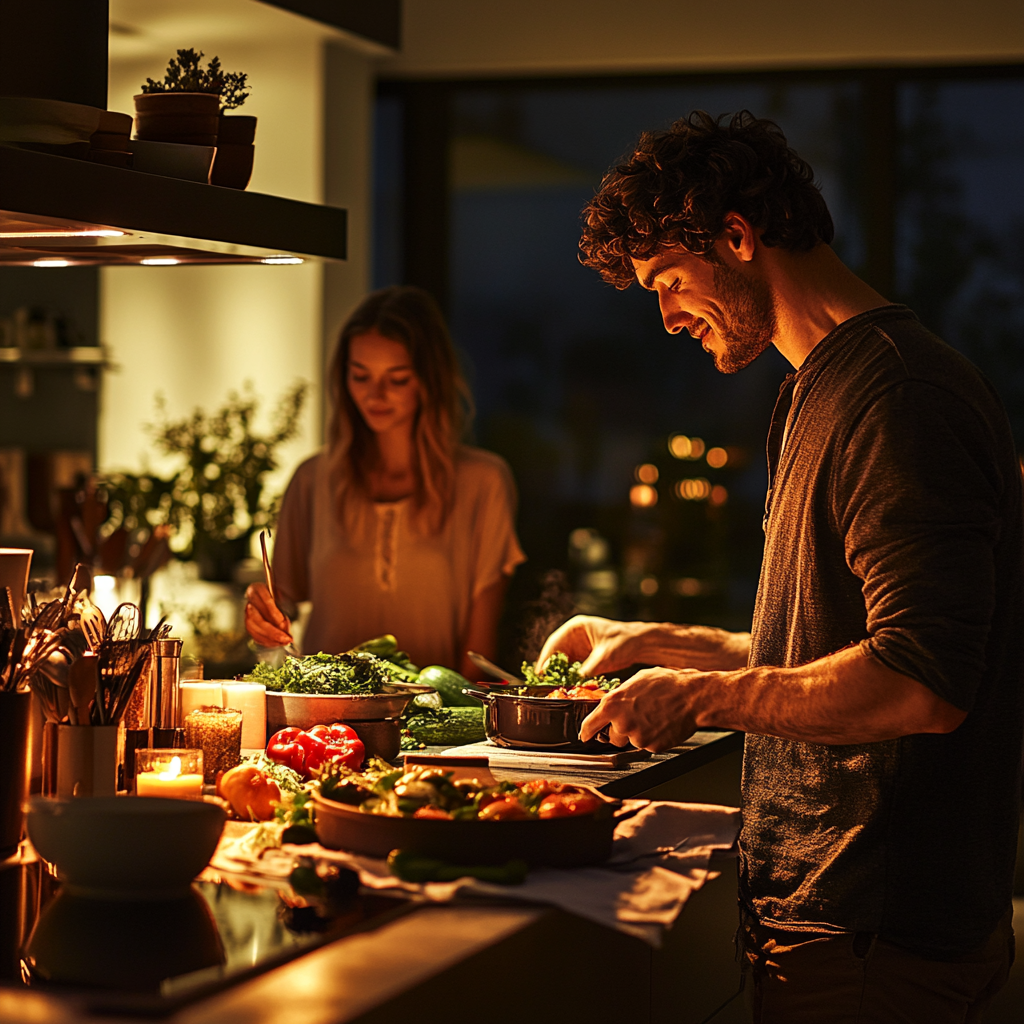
left=463, top=685, right=612, bottom=752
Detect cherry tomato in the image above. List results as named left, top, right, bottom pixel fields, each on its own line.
left=413, top=805, right=453, bottom=820
left=478, top=797, right=532, bottom=821
left=519, top=779, right=567, bottom=799
left=538, top=792, right=603, bottom=818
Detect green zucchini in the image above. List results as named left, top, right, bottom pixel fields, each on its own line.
left=404, top=707, right=486, bottom=746
left=418, top=665, right=477, bottom=707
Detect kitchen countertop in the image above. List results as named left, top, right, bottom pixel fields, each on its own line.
left=0, top=732, right=745, bottom=1024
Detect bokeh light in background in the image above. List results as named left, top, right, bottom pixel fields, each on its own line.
left=629, top=484, right=658, bottom=508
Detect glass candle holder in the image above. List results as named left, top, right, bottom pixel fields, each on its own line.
left=184, top=706, right=242, bottom=783
left=135, top=748, right=204, bottom=800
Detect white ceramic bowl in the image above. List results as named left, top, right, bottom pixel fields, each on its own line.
left=27, top=796, right=225, bottom=900
left=127, top=138, right=215, bottom=182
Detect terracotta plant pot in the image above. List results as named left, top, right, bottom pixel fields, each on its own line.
left=210, top=115, right=257, bottom=189
left=0, top=690, right=32, bottom=857
left=133, top=92, right=219, bottom=147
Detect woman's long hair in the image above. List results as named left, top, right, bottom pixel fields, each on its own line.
left=326, top=286, right=473, bottom=535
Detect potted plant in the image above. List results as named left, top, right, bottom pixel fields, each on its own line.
left=210, top=72, right=257, bottom=189
left=134, top=48, right=249, bottom=150
left=99, top=382, right=307, bottom=583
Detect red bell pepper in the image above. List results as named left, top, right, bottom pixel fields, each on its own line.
left=266, top=724, right=364, bottom=779
left=306, top=723, right=364, bottom=771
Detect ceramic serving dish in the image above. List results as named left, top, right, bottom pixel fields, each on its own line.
left=314, top=788, right=623, bottom=867
left=27, top=796, right=225, bottom=900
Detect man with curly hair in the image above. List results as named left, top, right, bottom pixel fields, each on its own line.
left=539, top=111, right=1022, bottom=1020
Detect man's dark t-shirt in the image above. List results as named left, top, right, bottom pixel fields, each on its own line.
left=741, top=305, right=1024, bottom=959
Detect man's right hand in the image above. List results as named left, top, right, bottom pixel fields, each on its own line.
left=536, top=615, right=647, bottom=678
left=244, top=583, right=294, bottom=649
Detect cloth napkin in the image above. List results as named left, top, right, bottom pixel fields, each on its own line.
left=213, top=800, right=741, bottom=947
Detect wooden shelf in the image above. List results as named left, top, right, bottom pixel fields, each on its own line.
left=0, top=347, right=106, bottom=365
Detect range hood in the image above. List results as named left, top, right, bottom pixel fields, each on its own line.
left=0, top=0, right=348, bottom=266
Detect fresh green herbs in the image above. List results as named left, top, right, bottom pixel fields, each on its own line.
left=520, top=651, right=616, bottom=690
left=247, top=652, right=391, bottom=695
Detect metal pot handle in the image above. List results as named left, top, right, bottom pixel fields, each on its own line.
left=461, top=687, right=493, bottom=704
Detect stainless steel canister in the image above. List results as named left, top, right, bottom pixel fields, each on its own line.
left=149, top=638, right=184, bottom=730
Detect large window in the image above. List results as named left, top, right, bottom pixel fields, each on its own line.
left=374, top=67, right=1024, bottom=656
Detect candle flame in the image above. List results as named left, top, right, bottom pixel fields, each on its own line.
left=157, top=756, right=182, bottom=780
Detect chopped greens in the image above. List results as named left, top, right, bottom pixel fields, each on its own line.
left=247, top=651, right=391, bottom=695
left=240, top=750, right=304, bottom=793
left=520, top=651, right=617, bottom=690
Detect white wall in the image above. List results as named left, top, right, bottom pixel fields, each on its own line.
left=99, top=2, right=382, bottom=505
left=385, top=0, right=1024, bottom=77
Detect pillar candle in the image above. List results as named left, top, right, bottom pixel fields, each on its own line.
left=180, top=681, right=223, bottom=719
left=220, top=682, right=267, bottom=750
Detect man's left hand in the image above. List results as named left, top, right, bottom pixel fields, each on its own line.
left=580, top=668, right=704, bottom=752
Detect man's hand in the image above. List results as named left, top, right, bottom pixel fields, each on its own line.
left=536, top=615, right=647, bottom=677
left=580, top=668, right=703, bottom=752
left=536, top=615, right=751, bottom=676
left=579, top=645, right=968, bottom=750
left=244, top=583, right=294, bottom=648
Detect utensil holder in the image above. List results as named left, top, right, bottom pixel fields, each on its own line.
left=0, top=690, right=32, bottom=856
left=56, top=725, right=118, bottom=799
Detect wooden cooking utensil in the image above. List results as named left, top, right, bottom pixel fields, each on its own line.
left=259, top=529, right=300, bottom=657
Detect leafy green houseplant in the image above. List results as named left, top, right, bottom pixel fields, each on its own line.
left=100, top=382, right=307, bottom=582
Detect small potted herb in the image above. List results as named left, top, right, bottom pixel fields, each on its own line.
left=210, top=70, right=257, bottom=190
left=134, top=48, right=251, bottom=165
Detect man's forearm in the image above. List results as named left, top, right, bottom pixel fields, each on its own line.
left=631, top=622, right=751, bottom=671
left=691, top=644, right=966, bottom=744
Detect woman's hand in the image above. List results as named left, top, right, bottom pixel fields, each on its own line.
left=244, top=583, right=294, bottom=648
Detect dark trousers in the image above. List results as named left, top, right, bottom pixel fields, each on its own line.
left=740, top=908, right=1014, bottom=1023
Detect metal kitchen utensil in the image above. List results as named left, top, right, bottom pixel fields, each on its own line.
left=466, top=650, right=523, bottom=684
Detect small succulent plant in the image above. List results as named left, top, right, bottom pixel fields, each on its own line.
left=141, top=48, right=250, bottom=112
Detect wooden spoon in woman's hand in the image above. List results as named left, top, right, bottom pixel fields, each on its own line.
left=244, top=583, right=296, bottom=650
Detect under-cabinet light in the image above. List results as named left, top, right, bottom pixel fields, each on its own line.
left=140, top=258, right=180, bottom=266
left=261, top=255, right=304, bottom=265
left=1, top=229, right=125, bottom=239
left=32, top=259, right=72, bottom=267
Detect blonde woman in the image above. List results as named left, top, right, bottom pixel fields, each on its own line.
left=245, top=286, right=524, bottom=678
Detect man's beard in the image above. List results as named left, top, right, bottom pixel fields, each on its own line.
left=696, top=255, right=776, bottom=374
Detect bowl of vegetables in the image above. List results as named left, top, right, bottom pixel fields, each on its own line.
left=314, top=761, right=621, bottom=867
left=465, top=653, right=621, bottom=752
left=254, top=651, right=432, bottom=759
left=252, top=641, right=487, bottom=757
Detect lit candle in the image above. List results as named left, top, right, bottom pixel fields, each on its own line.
left=181, top=681, right=223, bottom=719
left=220, top=681, right=266, bottom=750
left=135, top=752, right=204, bottom=800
